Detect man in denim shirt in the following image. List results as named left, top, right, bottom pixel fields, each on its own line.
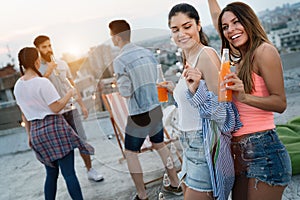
left=109, top=20, right=181, bottom=200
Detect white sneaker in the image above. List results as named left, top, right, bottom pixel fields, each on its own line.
left=87, top=168, right=104, bottom=182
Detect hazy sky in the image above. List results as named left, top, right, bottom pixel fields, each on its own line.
left=0, top=0, right=298, bottom=65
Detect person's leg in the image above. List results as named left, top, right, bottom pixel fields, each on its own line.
left=232, top=175, right=286, bottom=200
left=231, top=138, right=249, bottom=200
left=125, top=150, right=147, bottom=199
left=80, top=153, right=91, bottom=170
left=247, top=178, right=286, bottom=200
left=58, top=150, right=84, bottom=200
left=149, top=126, right=180, bottom=188
left=176, top=130, right=212, bottom=198
left=63, top=110, right=91, bottom=169
left=124, top=132, right=148, bottom=199
left=44, top=163, right=59, bottom=200
left=184, top=187, right=214, bottom=200
left=152, top=142, right=179, bottom=187
left=63, top=110, right=103, bottom=181
left=232, top=174, right=248, bottom=200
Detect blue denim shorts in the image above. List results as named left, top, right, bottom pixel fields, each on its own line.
left=178, top=130, right=213, bottom=192
left=125, top=106, right=164, bottom=152
left=124, top=128, right=164, bottom=152
left=231, top=129, right=292, bottom=186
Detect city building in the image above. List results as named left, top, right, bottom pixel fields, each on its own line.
left=0, top=65, right=21, bottom=130
left=268, top=21, right=300, bottom=53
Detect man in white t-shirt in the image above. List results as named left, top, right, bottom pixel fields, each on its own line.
left=33, top=35, right=103, bottom=182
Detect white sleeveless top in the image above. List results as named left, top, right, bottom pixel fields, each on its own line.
left=173, top=47, right=215, bottom=131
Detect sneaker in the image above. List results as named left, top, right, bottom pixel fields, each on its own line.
left=87, top=168, right=104, bottom=182
left=162, top=185, right=183, bottom=196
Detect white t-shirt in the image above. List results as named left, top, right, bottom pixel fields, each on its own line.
left=14, top=77, right=61, bottom=121
left=39, top=60, right=74, bottom=112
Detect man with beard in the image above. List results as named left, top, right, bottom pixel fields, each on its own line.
left=33, top=35, right=104, bottom=182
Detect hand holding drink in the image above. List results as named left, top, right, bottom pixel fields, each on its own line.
left=50, top=55, right=59, bottom=76
left=65, top=78, right=77, bottom=109
left=218, top=48, right=232, bottom=102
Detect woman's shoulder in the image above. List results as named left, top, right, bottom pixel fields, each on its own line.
left=198, top=46, right=220, bottom=60
left=254, top=42, right=281, bottom=72
left=255, top=42, right=279, bottom=58
left=197, top=46, right=220, bottom=68
left=202, top=46, right=219, bottom=54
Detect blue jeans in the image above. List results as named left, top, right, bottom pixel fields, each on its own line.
left=44, top=150, right=83, bottom=200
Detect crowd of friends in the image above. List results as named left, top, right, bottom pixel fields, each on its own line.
left=13, top=1, right=292, bottom=200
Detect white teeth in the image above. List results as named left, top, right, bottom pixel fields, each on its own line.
left=231, top=34, right=241, bottom=39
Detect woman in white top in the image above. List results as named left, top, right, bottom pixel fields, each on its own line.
left=166, top=4, right=243, bottom=200
left=166, top=3, right=221, bottom=200
left=14, top=47, right=94, bottom=200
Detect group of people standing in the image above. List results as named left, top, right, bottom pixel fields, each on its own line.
left=13, top=0, right=292, bottom=200
left=14, top=36, right=104, bottom=200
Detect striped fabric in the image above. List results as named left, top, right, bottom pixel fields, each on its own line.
left=105, top=92, right=152, bottom=149
left=30, top=115, right=94, bottom=167
left=106, top=92, right=128, bottom=134
left=186, top=80, right=242, bottom=200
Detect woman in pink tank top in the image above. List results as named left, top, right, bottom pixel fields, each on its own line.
left=208, top=1, right=292, bottom=200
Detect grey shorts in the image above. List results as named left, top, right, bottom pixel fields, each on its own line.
left=63, top=109, right=87, bottom=141
left=178, top=130, right=213, bottom=192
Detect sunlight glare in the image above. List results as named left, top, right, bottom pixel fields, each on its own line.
left=66, top=46, right=81, bottom=56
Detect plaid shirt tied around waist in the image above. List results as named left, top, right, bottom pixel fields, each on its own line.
left=30, top=115, right=94, bottom=167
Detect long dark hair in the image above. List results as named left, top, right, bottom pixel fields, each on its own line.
left=18, top=47, right=43, bottom=77
left=168, top=3, right=209, bottom=46
left=218, top=2, right=270, bottom=93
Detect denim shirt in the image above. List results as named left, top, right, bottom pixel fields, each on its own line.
left=113, top=43, right=160, bottom=115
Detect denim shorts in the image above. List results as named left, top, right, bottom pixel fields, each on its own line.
left=231, top=129, right=292, bottom=186
left=178, top=130, right=213, bottom=192
left=125, top=106, right=164, bottom=152
left=125, top=128, right=164, bottom=152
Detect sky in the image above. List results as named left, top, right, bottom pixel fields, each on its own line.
left=0, top=0, right=298, bottom=66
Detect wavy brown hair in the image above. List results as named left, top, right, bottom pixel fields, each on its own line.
left=218, top=2, right=270, bottom=93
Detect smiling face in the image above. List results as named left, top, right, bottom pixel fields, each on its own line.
left=169, top=12, right=200, bottom=50
left=221, top=11, right=248, bottom=49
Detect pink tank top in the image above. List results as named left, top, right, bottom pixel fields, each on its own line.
left=233, top=73, right=275, bottom=136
